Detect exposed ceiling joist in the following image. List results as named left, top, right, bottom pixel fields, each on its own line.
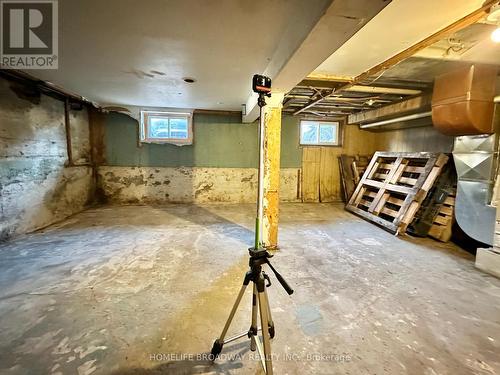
left=289, top=83, right=418, bottom=116
left=292, top=90, right=334, bottom=115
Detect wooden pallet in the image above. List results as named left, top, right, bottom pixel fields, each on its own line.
left=407, top=161, right=455, bottom=237
left=346, top=152, right=449, bottom=235
left=428, top=189, right=456, bottom=242
left=338, top=155, right=371, bottom=202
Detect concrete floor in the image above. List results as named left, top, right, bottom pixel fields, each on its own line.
left=0, top=203, right=499, bottom=375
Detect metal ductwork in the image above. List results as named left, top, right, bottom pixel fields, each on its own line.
left=453, top=135, right=497, bottom=246
left=432, top=65, right=499, bottom=246
left=432, top=65, right=497, bottom=135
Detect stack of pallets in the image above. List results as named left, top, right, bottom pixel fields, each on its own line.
left=345, top=152, right=449, bottom=235
left=427, top=188, right=456, bottom=242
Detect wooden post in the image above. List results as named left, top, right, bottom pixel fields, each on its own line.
left=262, top=92, right=284, bottom=249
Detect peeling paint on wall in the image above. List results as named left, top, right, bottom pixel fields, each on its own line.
left=98, top=167, right=300, bottom=204
left=0, top=78, right=94, bottom=240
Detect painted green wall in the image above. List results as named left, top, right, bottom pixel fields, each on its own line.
left=104, top=112, right=301, bottom=168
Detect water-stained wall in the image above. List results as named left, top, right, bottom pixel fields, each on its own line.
left=0, top=77, right=94, bottom=240
left=98, top=112, right=302, bottom=203
left=98, top=166, right=300, bottom=203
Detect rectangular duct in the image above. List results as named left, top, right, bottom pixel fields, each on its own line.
left=432, top=65, right=497, bottom=136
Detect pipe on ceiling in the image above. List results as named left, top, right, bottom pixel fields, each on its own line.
left=359, top=111, right=432, bottom=129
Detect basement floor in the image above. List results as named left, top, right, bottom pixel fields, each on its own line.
left=0, top=203, right=499, bottom=375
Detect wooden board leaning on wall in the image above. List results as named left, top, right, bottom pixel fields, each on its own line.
left=338, top=154, right=371, bottom=202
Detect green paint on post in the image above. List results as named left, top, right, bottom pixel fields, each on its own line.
left=254, top=217, right=261, bottom=249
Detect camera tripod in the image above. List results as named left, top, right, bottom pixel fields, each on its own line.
left=210, top=248, right=293, bottom=374
left=210, top=75, right=293, bottom=375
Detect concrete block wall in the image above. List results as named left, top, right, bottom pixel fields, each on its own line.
left=0, top=78, right=94, bottom=240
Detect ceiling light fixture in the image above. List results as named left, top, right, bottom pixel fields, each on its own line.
left=487, top=2, right=500, bottom=43
left=492, top=27, right=500, bottom=43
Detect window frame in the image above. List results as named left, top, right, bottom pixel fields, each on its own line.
left=140, top=110, right=193, bottom=145
left=299, top=119, right=341, bottom=147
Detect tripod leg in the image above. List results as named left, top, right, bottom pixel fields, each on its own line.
left=211, top=272, right=251, bottom=359
left=257, top=278, right=273, bottom=374
left=263, top=287, right=275, bottom=339
left=250, top=284, right=258, bottom=351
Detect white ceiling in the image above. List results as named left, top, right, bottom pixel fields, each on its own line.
left=414, top=23, right=500, bottom=65
left=26, top=0, right=492, bottom=113
left=313, top=0, right=488, bottom=79
left=25, top=0, right=332, bottom=110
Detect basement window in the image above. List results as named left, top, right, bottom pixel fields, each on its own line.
left=300, top=120, right=340, bottom=146
left=140, top=111, right=193, bottom=145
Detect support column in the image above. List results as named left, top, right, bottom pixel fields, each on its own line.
left=262, top=92, right=284, bottom=249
